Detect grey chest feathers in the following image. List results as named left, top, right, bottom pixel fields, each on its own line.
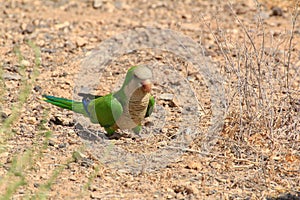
left=115, top=88, right=150, bottom=130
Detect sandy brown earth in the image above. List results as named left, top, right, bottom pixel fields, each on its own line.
left=0, top=0, right=299, bottom=199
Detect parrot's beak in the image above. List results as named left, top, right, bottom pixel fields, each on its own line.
left=141, top=80, right=152, bottom=93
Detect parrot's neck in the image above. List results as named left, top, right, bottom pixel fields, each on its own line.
left=113, top=89, right=127, bottom=106
left=114, top=86, right=148, bottom=107
left=114, top=87, right=150, bottom=130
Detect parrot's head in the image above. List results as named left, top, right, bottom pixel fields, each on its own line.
left=124, top=65, right=153, bottom=95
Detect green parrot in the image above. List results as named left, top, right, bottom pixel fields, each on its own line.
left=43, top=65, right=155, bottom=136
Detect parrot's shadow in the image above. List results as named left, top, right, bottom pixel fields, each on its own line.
left=74, top=123, right=134, bottom=141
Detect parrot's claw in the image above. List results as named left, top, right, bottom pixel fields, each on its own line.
left=105, top=132, right=122, bottom=139
left=132, top=125, right=142, bottom=135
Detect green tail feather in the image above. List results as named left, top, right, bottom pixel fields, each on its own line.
left=42, top=95, right=87, bottom=115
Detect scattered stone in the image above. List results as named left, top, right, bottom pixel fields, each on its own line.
left=235, top=7, right=247, bottom=15
left=18, top=189, right=25, bottom=194
left=21, top=59, right=31, bottom=67
left=69, top=176, right=77, bottom=181
left=41, top=48, right=56, bottom=53
left=34, top=183, right=40, bottom=188
left=90, top=193, right=102, bottom=199
left=187, top=76, right=195, bottom=82
left=72, top=151, right=86, bottom=162
left=271, top=6, right=283, bottom=16
left=173, top=185, right=194, bottom=195
left=3, top=72, right=21, bottom=80
left=80, top=158, right=93, bottom=167
left=93, top=0, right=104, bottom=8
left=255, top=11, right=270, bottom=21
left=37, top=39, right=46, bottom=47
left=89, top=185, right=99, bottom=192
left=27, top=116, right=36, bottom=124
left=75, top=37, right=87, bottom=47
left=33, top=85, right=42, bottom=92
left=144, top=121, right=154, bottom=127
left=48, top=140, right=55, bottom=146
left=58, top=143, right=67, bottom=148
left=20, top=23, right=35, bottom=34
left=0, top=111, right=8, bottom=121
left=159, top=93, right=174, bottom=101
left=55, top=21, right=70, bottom=30
left=50, top=116, right=64, bottom=126
left=186, top=160, right=202, bottom=170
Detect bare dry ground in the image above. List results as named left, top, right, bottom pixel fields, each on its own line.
left=0, top=0, right=299, bottom=199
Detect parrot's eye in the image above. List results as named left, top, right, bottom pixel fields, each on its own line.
left=133, top=73, right=141, bottom=80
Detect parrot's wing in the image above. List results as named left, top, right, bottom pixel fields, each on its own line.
left=145, top=95, right=155, bottom=118
left=78, top=92, right=103, bottom=99
left=88, top=94, right=123, bottom=128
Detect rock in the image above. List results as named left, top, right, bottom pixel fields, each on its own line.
left=27, top=116, right=36, bottom=124
left=37, top=39, right=45, bottom=47
left=54, top=21, right=70, bottom=30
left=0, top=111, right=8, bottom=121
left=186, top=160, right=202, bottom=170
left=75, top=37, right=87, bottom=47
left=58, top=143, right=66, bottom=148
left=34, top=183, right=40, bottom=188
left=50, top=116, right=64, bottom=125
left=93, top=0, right=105, bottom=8
left=69, top=176, right=77, bottom=181
left=144, top=121, right=154, bottom=127
left=235, top=7, right=247, bottom=15
left=159, top=93, right=179, bottom=107
left=90, top=193, right=102, bottom=199
left=173, top=185, right=194, bottom=195
left=88, top=185, right=99, bottom=192
left=21, top=23, right=35, bottom=34
left=159, top=93, right=174, bottom=100
left=21, top=59, right=31, bottom=67
left=48, top=140, right=55, bottom=146
left=187, top=76, right=195, bottom=82
left=3, top=72, right=21, bottom=80
left=262, top=11, right=270, bottom=20
left=114, top=1, right=129, bottom=10
left=72, top=151, right=87, bottom=162
left=18, top=189, right=25, bottom=194
left=33, top=85, right=42, bottom=92
left=271, top=6, right=283, bottom=16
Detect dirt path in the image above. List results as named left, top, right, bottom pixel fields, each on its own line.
left=1, top=0, right=299, bottom=199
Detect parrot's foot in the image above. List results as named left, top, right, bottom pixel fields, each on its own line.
left=103, top=126, right=143, bottom=140
left=104, top=127, right=122, bottom=139
left=132, top=125, right=142, bottom=135
left=105, top=132, right=122, bottom=139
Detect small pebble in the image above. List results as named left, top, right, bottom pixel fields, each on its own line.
left=58, top=143, right=66, bottom=148
left=3, top=72, right=21, bottom=80
left=69, top=176, right=77, bottom=181
left=88, top=185, right=99, bottom=192
left=21, top=59, right=31, bottom=67
left=27, top=116, right=36, bottom=124
left=93, top=0, right=104, bottom=8
left=159, top=93, right=174, bottom=100
left=271, top=6, right=283, bottom=16
left=76, top=37, right=87, bottom=47
left=34, top=183, right=40, bottom=188
left=0, top=112, right=8, bottom=120
left=48, top=140, right=55, bottom=146
left=33, top=85, right=42, bottom=92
